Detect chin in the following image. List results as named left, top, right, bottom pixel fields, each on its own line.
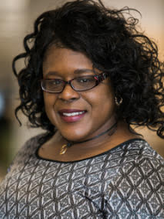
left=60, top=129, right=89, bottom=142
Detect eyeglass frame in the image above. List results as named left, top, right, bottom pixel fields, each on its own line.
left=41, top=72, right=109, bottom=94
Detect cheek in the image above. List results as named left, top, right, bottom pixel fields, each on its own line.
left=43, top=93, right=57, bottom=119
left=43, top=92, right=56, bottom=105
left=43, top=93, right=50, bottom=109
left=85, top=84, right=115, bottom=112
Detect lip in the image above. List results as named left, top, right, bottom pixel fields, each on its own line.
left=58, top=109, right=87, bottom=123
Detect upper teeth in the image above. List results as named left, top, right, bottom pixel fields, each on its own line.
left=62, top=111, right=85, bottom=117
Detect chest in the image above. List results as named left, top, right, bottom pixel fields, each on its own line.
left=0, top=156, right=119, bottom=218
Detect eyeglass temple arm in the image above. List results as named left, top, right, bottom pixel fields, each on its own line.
left=97, top=72, right=109, bottom=81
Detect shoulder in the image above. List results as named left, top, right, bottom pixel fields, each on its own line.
left=107, top=138, right=164, bottom=183
left=7, top=133, right=45, bottom=172
left=104, top=139, right=164, bottom=216
left=106, top=138, right=164, bottom=190
left=18, top=133, right=45, bottom=155
left=120, top=138, right=164, bottom=162
left=119, top=139, right=164, bottom=175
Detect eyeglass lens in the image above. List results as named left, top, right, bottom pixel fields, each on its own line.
left=42, top=76, right=98, bottom=93
left=41, top=73, right=108, bottom=93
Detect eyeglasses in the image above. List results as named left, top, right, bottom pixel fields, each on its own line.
left=41, top=72, right=109, bottom=94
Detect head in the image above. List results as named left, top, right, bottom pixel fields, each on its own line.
left=42, top=46, right=116, bottom=141
left=13, top=0, right=164, bottom=139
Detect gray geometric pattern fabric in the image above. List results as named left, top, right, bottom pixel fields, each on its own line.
left=0, top=135, right=164, bottom=218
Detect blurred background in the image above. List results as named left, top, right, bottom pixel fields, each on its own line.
left=0, top=0, right=164, bottom=181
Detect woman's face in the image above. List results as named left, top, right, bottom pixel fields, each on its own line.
left=42, top=46, right=116, bottom=141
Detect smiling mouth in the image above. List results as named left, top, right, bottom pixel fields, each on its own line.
left=62, top=111, right=85, bottom=117
left=59, top=110, right=86, bottom=122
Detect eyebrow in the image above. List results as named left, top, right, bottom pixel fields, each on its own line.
left=74, top=69, right=96, bottom=74
left=45, top=69, right=96, bottom=77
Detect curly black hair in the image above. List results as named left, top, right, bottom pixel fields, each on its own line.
left=13, top=0, right=164, bottom=139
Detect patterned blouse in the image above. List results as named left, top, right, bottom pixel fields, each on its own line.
left=0, top=135, right=164, bottom=219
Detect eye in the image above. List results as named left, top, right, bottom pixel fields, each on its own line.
left=51, top=79, right=62, bottom=85
left=76, top=77, right=95, bottom=83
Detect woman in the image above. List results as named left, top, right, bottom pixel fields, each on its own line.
left=0, top=0, right=164, bottom=218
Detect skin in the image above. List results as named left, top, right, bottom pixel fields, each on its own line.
left=39, top=46, right=139, bottom=161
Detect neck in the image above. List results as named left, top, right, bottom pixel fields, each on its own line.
left=60, top=122, right=117, bottom=155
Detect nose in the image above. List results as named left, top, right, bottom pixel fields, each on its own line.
left=58, top=83, right=80, bottom=101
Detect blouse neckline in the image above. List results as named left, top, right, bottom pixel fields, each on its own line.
left=35, top=138, right=146, bottom=164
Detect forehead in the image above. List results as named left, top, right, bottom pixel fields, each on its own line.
left=42, top=46, right=93, bottom=75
